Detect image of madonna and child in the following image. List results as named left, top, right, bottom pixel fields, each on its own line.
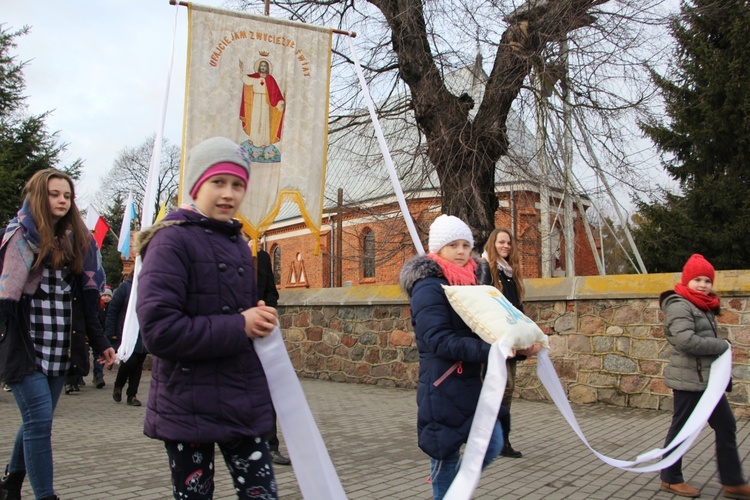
left=659, top=254, right=750, bottom=499
left=135, top=137, right=281, bottom=499
left=0, top=168, right=116, bottom=500
left=399, top=214, right=541, bottom=500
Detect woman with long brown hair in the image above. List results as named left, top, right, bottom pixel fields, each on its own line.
left=0, top=169, right=115, bottom=500
left=482, top=227, right=526, bottom=458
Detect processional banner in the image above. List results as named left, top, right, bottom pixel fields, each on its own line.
left=183, top=4, right=332, bottom=251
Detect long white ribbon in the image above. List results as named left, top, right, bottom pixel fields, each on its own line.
left=444, top=346, right=733, bottom=500
left=445, top=341, right=511, bottom=500
left=536, top=346, right=732, bottom=472
left=347, top=37, right=425, bottom=256
left=254, top=326, right=347, bottom=500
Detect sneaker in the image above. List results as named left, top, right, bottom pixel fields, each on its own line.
left=2, top=383, right=10, bottom=392
left=270, top=450, right=291, bottom=465
left=94, top=375, right=105, bottom=389
left=113, top=386, right=122, bottom=403
left=64, top=384, right=74, bottom=395
left=127, top=396, right=142, bottom=407
left=501, top=442, right=523, bottom=458
left=72, top=384, right=80, bottom=392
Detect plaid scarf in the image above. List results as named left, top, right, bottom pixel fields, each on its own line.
left=0, top=198, right=105, bottom=302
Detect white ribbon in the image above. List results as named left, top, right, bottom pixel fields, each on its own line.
left=443, top=346, right=733, bottom=500
left=347, top=37, right=425, bottom=256
left=254, top=326, right=347, bottom=500
left=445, top=341, right=511, bottom=500
left=536, top=346, right=732, bottom=472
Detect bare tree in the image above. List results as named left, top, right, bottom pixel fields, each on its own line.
left=95, top=134, right=180, bottom=224
left=230, top=0, right=674, bottom=247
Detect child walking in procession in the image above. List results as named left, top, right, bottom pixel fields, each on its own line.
left=399, top=215, right=540, bottom=500
left=136, top=137, right=280, bottom=499
left=0, top=169, right=115, bottom=500
left=659, top=254, right=750, bottom=499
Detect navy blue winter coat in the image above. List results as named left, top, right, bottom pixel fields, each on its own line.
left=136, top=208, right=273, bottom=443
left=399, top=255, right=491, bottom=459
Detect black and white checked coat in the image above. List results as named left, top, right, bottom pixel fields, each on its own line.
left=0, top=269, right=111, bottom=384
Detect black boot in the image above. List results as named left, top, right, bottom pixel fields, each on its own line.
left=0, top=465, right=26, bottom=500
left=501, top=440, right=523, bottom=458
left=39, top=496, right=59, bottom=500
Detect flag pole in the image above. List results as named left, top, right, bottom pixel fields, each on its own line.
left=166, top=0, right=357, bottom=37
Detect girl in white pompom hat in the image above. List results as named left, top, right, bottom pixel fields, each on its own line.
left=399, top=214, right=539, bottom=499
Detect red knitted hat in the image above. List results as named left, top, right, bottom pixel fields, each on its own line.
left=681, top=254, right=715, bottom=285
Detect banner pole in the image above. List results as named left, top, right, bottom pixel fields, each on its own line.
left=167, top=0, right=356, bottom=37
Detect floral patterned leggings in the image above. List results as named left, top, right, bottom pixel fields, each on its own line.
left=164, top=437, right=278, bottom=499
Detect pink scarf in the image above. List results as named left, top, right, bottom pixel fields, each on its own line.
left=427, top=253, right=477, bottom=286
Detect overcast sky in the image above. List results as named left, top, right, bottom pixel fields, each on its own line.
left=4, top=0, right=226, bottom=206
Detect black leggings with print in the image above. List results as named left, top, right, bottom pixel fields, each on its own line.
left=164, top=437, right=278, bottom=499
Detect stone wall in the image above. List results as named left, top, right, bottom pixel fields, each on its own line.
left=278, top=270, right=750, bottom=415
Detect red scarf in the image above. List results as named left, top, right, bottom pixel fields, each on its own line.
left=427, top=253, right=477, bottom=286
left=674, top=283, right=720, bottom=311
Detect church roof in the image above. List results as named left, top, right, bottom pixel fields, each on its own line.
left=273, top=65, right=565, bottom=223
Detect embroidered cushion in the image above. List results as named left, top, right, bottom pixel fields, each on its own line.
left=442, top=285, right=549, bottom=349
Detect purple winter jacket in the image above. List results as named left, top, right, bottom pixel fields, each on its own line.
left=136, top=208, right=273, bottom=443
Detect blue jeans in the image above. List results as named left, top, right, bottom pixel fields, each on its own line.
left=92, top=348, right=103, bottom=378
left=8, top=371, right=65, bottom=499
left=429, top=420, right=504, bottom=500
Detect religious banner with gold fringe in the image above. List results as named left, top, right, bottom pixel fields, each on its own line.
left=182, top=4, right=332, bottom=253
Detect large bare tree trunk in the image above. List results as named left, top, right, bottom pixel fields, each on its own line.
left=368, top=0, right=606, bottom=244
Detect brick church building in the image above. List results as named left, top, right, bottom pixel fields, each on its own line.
left=261, top=63, right=600, bottom=291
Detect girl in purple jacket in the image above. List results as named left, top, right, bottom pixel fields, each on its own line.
left=136, top=137, right=279, bottom=499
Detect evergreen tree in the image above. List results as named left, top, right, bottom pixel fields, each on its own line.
left=0, top=25, right=82, bottom=226
left=636, top=0, right=750, bottom=271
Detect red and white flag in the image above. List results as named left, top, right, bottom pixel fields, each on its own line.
left=85, top=204, right=110, bottom=249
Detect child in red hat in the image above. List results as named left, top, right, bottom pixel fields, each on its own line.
left=658, top=254, right=750, bottom=499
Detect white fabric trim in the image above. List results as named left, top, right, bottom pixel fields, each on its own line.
left=443, top=346, right=732, bottom=500
left=255, top=326, right=347, bottom=499
left=347, top=37, right=425, bottom=256
left=536, top=347, right=732, bottom=472
left=444, top=341, right=511, bottom=499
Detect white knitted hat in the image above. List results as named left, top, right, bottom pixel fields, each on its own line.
left=428, top=214, right=474, bottom=254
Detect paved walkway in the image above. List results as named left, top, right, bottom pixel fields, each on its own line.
left=1, top=373, right=750, bottom=499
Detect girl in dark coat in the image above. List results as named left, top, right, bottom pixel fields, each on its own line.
left=482, top=227, right=526, bottom=458
left=0, top=169, right=115, bottom=500
left=399, top=215, right=538, bottom=500
left=136, top=137, right=279, bottom=500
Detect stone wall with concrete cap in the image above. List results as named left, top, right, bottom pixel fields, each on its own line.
left=277, top=271, right=750, bottom=415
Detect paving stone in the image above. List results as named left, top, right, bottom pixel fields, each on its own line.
left=2, top=375, right=750, bottom=498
